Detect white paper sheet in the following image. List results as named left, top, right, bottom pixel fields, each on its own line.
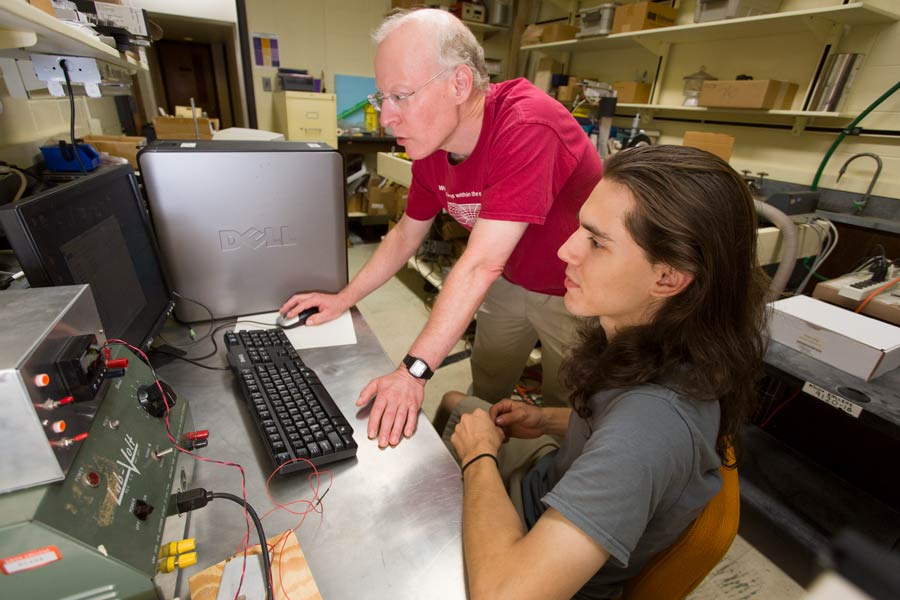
left=234, top=310, right=357, bottom=350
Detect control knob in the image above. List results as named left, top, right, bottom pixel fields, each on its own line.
left=137, top=380, right=177, bottom=418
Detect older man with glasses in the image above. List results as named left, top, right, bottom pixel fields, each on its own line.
left=281, top=8, right=602, bottom=449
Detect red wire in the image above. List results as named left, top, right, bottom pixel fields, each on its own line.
left=103, top=339, right=252, bottom=600
left=760, top=387, right=802, bottom=429
left=106, top=339, right=337, bottom=600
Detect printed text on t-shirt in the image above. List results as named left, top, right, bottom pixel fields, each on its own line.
left=439, top=185, right=482, bottom=227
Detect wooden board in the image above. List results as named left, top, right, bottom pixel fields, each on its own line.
left=189, top=530, right=321, bottom=600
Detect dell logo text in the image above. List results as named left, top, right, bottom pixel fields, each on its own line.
left=219, top=226, right=297, bottom=251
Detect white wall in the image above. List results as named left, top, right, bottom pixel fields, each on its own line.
left=129, top=0, right=236, bottom=24
left=0, top=80, right=120, bottom=167
left=245, top=0, right=391, bottom=132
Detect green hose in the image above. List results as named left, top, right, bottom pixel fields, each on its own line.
left=810, top=79, right=900, bottom=191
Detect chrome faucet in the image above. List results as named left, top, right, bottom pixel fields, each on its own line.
left=837, top=152, right=882, bottom=215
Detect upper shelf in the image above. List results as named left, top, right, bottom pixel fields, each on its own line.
left=616, top=103, right=852, bottom=119
left=463, top=20, right=509, bottom=34
left=520, top=2, right=900, bottom=54
left=0, top=0, right=144, bottom=71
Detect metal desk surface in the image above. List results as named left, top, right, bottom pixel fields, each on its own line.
left=765, top=340, right=900, bottom=431
left=158, top=309, right=465, bottom=599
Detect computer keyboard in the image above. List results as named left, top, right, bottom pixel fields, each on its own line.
left=224, top=328, right=357, bottom=474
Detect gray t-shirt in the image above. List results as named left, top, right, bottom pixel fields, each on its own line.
left=520, top=385, right=722, bottom=599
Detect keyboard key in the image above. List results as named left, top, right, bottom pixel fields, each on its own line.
left=327, top=432, right=345, bottom=450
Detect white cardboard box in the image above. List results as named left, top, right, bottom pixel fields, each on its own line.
left=770, top=295, right=900, bottom=381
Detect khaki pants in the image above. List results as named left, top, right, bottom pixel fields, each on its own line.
left=442, top=395, right=559, bottom=525
left=471, top=277, right=580, bottom=408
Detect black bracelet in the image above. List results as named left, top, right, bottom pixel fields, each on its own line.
left=461, top=453, right=498, bottom=477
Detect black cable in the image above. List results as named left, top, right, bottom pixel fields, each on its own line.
left=58, top=60, right=87, bottom=174
left=209, top=492, right=275, bottom=600
left=147, top=351, right=230, bottom=371
left=149, top=318, right=286, bottom=371
left=158, top=291, right=217, bottom=349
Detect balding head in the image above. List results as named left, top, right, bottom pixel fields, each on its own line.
left=373, top=9, right=490, bottom=92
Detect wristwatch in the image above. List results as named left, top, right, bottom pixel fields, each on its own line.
left=402, top=354, right=434, bottom=380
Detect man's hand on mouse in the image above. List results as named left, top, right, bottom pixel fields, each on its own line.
left=356, top=368, right=425, bottom=448
left=280, top=291, right=349, bottom=326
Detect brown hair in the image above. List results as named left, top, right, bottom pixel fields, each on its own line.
left=560, top=145, right=769, bottom=461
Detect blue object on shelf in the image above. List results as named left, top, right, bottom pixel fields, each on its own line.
left=40, top=142, right=100, bottom=172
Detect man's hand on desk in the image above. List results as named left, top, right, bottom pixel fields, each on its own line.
left=280, top=291, right=349, bottom=326
left=356, top=368, right=426, bottom=448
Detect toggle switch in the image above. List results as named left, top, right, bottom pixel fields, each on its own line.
left=133, top=499, right=154, bottom=521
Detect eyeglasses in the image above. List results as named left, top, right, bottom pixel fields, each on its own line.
left=367, top=67, right=450, bottom=112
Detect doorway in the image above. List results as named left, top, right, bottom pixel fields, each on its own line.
left=142, top=13, right=246, bottom=131
left=157, top=40, right=222, bottom=121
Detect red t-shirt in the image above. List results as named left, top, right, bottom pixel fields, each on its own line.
left=406, top=78, right=603, bottom=296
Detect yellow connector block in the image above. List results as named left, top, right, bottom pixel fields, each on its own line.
left=158, top=551, right=198, bottom=573
left=159, top=538, right=196, bottom=558
left=157, top=552, right=197, bottom=573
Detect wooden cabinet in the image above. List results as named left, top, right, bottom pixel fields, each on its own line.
left=273, top=91, right=338, bottom=149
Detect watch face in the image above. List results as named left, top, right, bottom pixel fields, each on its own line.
left=409, top=360, right=427, bottom=378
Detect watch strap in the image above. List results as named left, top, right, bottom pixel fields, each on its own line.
left=402, top=354, right=434, bottom=380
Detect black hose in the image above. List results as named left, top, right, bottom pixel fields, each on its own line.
left=58, top=59, right=87, bottom=174
left=209, top=492, right=275, bottom=600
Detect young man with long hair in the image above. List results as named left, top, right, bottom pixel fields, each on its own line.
left=439, top=145, right=769, bottom=599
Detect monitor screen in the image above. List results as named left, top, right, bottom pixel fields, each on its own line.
left=0, top=165, right=173, bottom=349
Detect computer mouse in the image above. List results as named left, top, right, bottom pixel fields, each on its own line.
left=275, top=307, right=319, bottom=329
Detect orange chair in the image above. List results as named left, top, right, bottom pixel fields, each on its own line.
left=622, top=449, right=740, bottom=600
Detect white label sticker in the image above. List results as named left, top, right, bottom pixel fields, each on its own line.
left=307, top=143, right=321, bottom=148
left=1, top=546, right=61, bottom=575
left=802, top=382, right=863, bottom=418
left=180, top=142, right=197, bottom=148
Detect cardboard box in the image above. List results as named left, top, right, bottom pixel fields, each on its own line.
left=153, top=116, right=220, bottom=140
left=612, top=1, right=678, bottom=34
left=770, top=295, right=900, bottom=381
left=174, top=105, right=204, bottom=118
left=346, top=191, right=366, bottom=215
left=813, top=277, right=900, bottom=327
left=699, top=79, right=798, bottom=110
left=522, top=24, right=544, bottom=45
left=27, top=0, right=55, bottom=16
left=613, top=81, right=652, bottom=103
left=437, top=215, right=470, bottom=240
left=82, top=134, right=146, bottom=169
left=682, top=131, right=735, bottom=162
left=522, top=22, right=579, bottom=45
left=542, top=23, right=580, bottom=42
left=556, top=85, right=576, bottom=102
left=367, top=179, right=407, bottom=217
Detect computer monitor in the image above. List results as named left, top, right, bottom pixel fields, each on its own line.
left=0, top=164, right=174, bottom=350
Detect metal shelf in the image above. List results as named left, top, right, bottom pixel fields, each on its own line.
left=521, top=2, right=900, bottom=55
left=463, top=20, right=509, bottom=34
left=0, top=0, right=145, bottom=71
